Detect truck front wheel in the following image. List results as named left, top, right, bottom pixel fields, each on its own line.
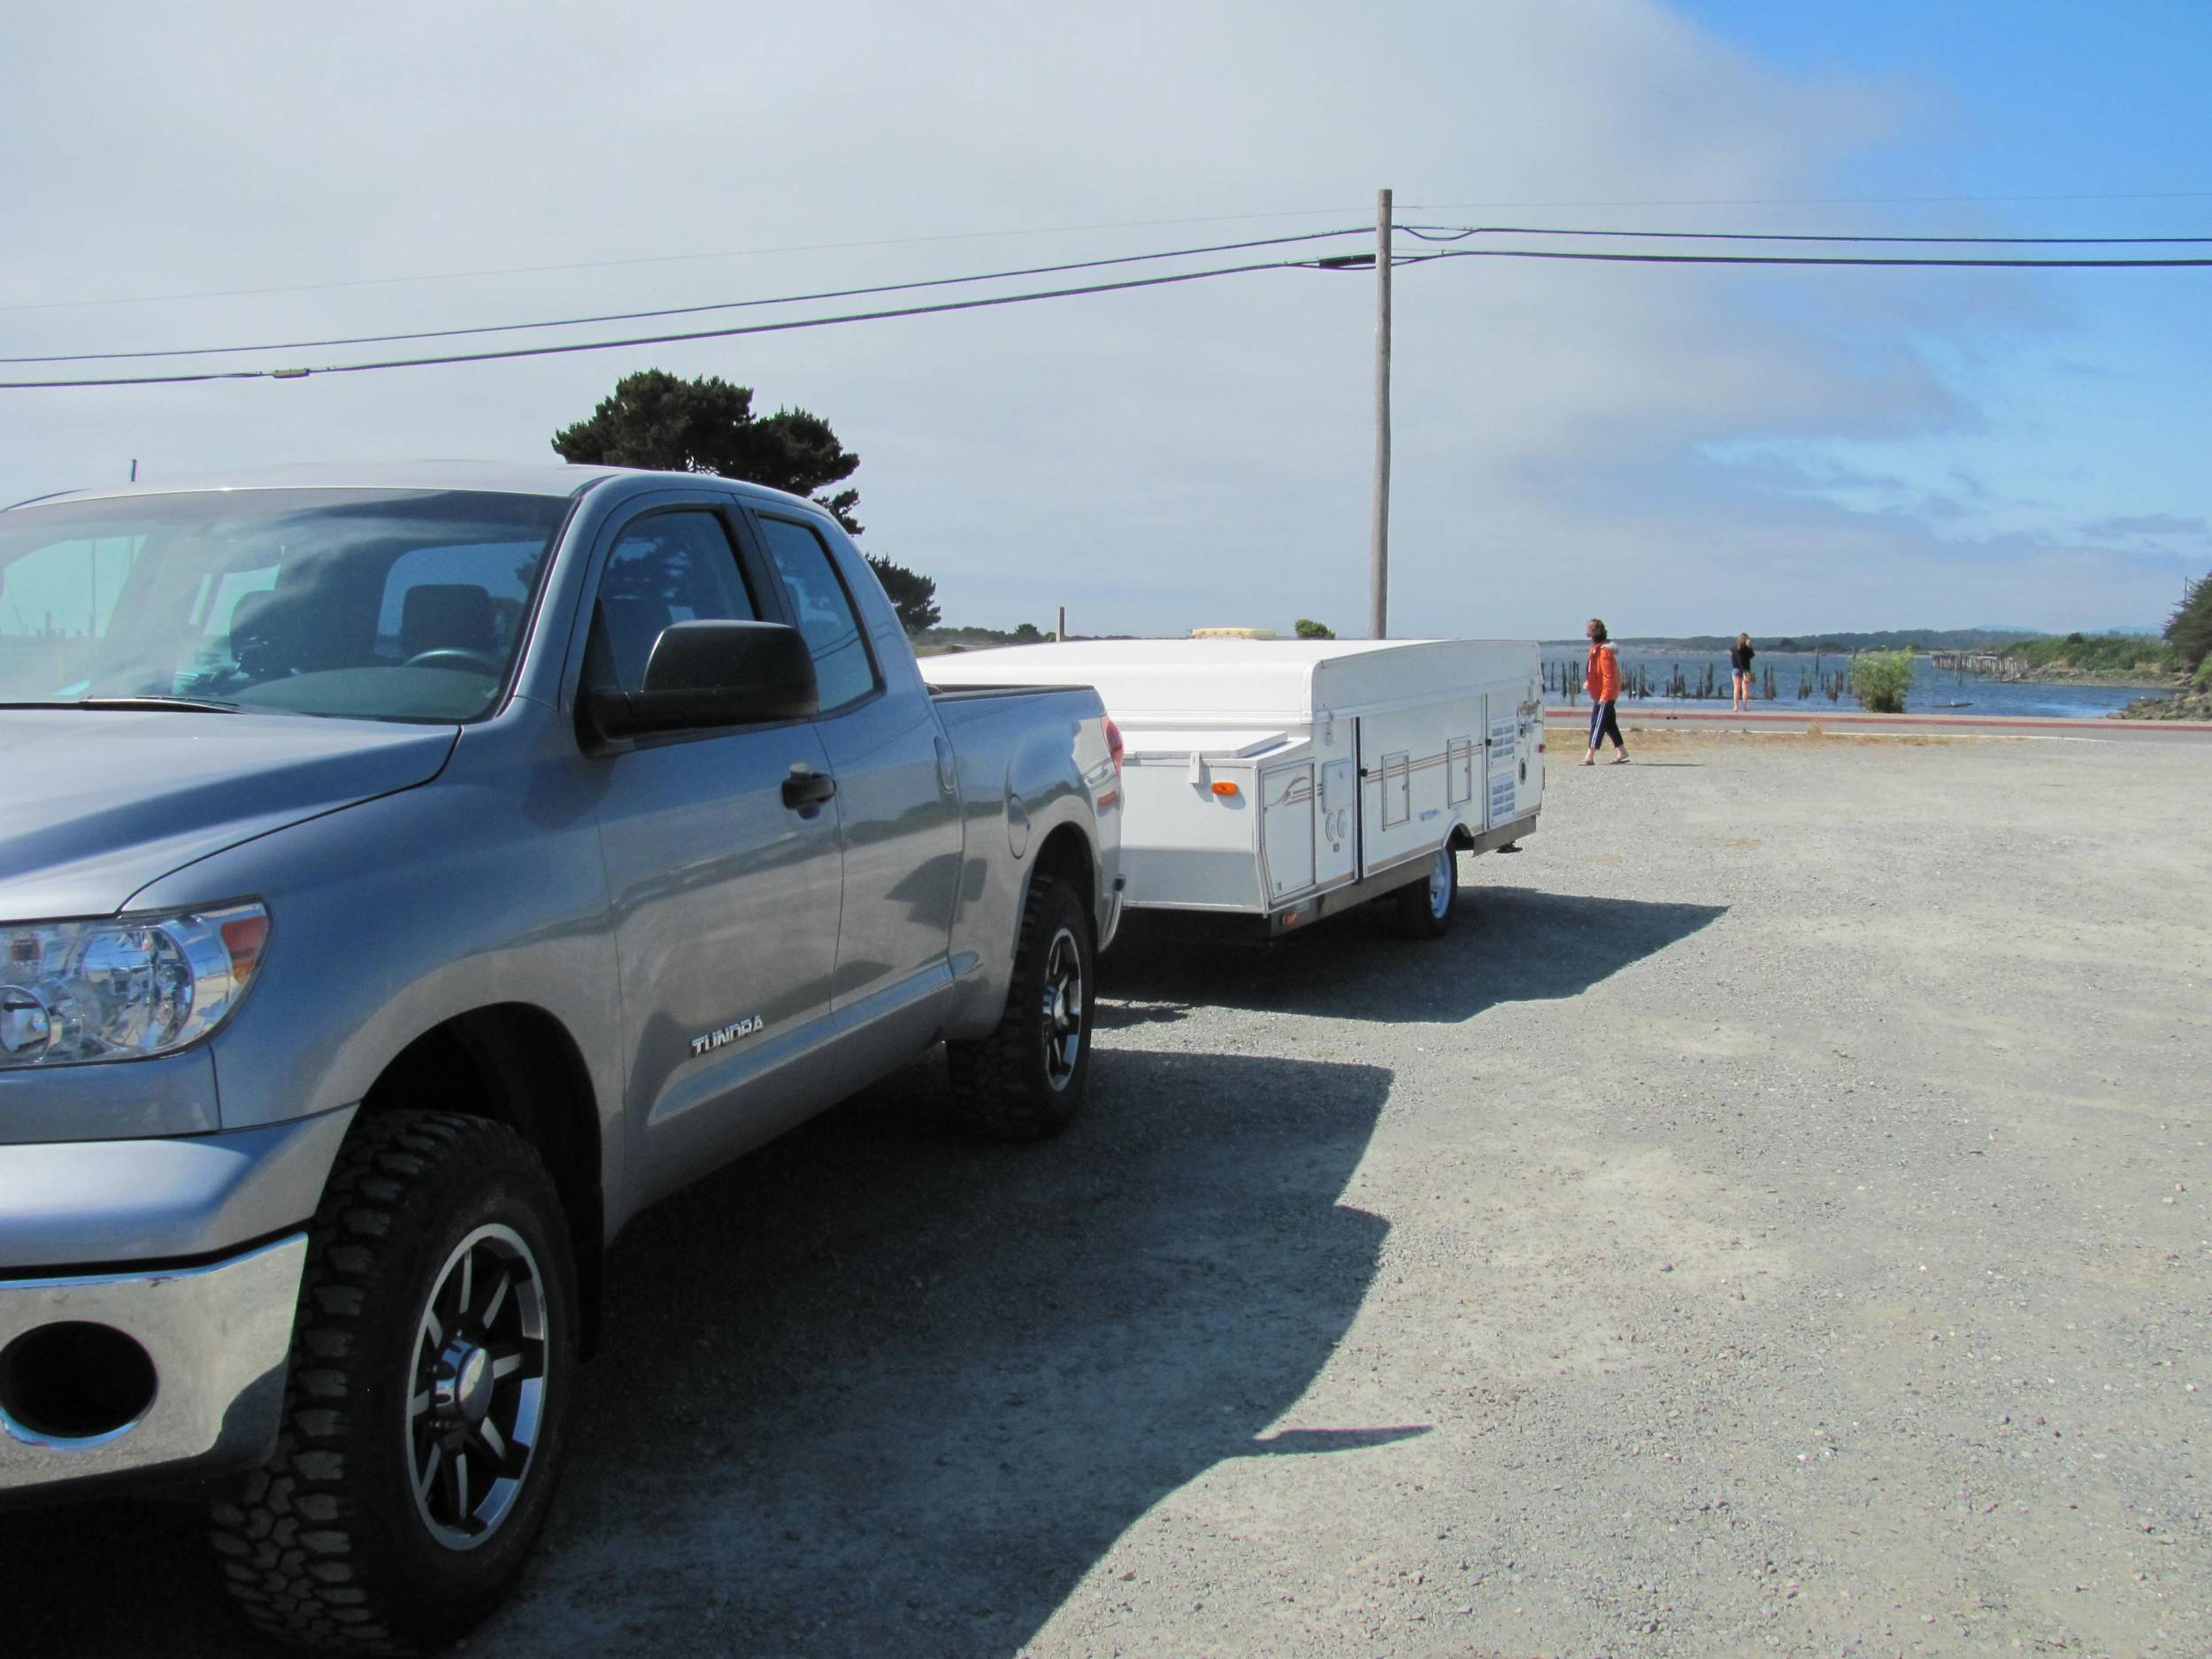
left=209, top=1110, right=578, bottom=1652
left=947, top=876, right=1094, bottom=1140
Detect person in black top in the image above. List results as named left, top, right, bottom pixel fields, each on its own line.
left=1730, top=632, right=1755, bottom=711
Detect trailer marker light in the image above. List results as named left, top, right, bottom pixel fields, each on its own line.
left=1210, top=780, right=1240, bottom=797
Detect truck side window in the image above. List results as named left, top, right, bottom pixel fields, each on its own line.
left=756, top=518, right=878, bottom=712
left=592, top=511, right=757, bottom=692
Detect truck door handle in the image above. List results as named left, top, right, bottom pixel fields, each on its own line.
left=782, top=768, right=837, bottom=811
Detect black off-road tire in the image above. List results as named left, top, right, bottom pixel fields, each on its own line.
left=208, top=1110, right=578, bottom=1653
left=946, top=876, right=1094, bottom=1141
left=1393, top=846, right=1460, bottom=941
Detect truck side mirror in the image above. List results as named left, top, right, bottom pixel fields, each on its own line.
left=582, top=619, right=819, bottom=743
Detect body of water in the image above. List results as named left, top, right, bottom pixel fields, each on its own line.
left=1540, top=647, right=2150, bottom=721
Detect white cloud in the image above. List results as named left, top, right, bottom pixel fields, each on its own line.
left=3, top=1, right=2200, bottom=636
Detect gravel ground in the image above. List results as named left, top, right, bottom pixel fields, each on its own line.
left=12, top=728, right=2208, bottom=1658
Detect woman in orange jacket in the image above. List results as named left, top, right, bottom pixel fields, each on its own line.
left=1583, top=618, right=1628, bottom=764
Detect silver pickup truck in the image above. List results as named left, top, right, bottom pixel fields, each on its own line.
left=0, top=462, right=1123, bottom=1648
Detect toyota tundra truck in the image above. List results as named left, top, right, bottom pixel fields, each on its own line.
left=0, top=463, right=1123, bottom=1648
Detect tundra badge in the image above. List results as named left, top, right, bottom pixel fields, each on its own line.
left=689, top=1016, right=764, bottom=1056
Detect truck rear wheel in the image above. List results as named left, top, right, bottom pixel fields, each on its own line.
left=946, top=876, right=1094, bottom=1140
left=209, top=1110, right=577, bottom=1653
left=1393, top=847, right=1460, bottom=940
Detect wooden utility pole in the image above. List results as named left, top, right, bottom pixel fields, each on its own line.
left=1368, top=188, right=1393, bottom=639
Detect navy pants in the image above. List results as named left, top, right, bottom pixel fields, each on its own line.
left=1588, top=699, right=1624, bottom=751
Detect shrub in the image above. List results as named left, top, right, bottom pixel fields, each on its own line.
left=1851, top=650, right=1914, bottom=713
left=2001, top=634, right=2177, bottom=674
left=1294, top=618, right=1336, bottom=640
left=2169, top=571, right=2212, bottom=672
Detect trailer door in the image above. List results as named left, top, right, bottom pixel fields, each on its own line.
left=1356, top=696, right=1479, bottom=879
left=1260, top=761, right=1317, bottom=902
left=1515, top=680, right=1544, bottom=824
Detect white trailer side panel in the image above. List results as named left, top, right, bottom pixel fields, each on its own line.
left=923, top=639, right=1543, bottom=919
left=1355, top=695, right=1486, bottom=879
left=1118, top=753, right=1267, bottom=912
left=1487, top=695, right=1520, bottom=828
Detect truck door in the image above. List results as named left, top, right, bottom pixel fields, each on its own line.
left=580, top=501, right=845, bottom=1207
left=751, top=512, right=962, bottom=1065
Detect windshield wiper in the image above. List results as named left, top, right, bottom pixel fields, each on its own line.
left=0, top=695, right=242, bottom=712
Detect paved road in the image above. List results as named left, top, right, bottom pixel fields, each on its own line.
left=10, top=728, right=2208, bottom=1657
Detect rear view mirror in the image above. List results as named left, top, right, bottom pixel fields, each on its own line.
left=583, top=619, right=818, bottom=743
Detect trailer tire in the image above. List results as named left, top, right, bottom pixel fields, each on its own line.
left=947, top=877, right=1094, bottom=1141
left=208, top=1110, right=577, bottom=1653
left=1394, top=847, right=1459, bottom=940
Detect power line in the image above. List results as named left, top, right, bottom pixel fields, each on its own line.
left=1396, top=224, right=2212, bottom=246
left=1414, top=248, right=2212, bottom=271
left=4, top=245, right=2207, bottom=392
left=19, top=223, right=2208, bottom=367
left=0, top=255, right=1326, bottom=389
left=0, top=206, right=1374, bottom=316
left=0, top=228, right=1371, bottom=366
left=1405, top=189, right=2212, bottom=211
left=8, top=188, right=2208, bottom=315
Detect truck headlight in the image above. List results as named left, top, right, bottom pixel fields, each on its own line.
left=0, top=902, right=268, bottom=1068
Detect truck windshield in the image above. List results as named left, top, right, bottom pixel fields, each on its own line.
left=0, top=488, right=570, bottom=721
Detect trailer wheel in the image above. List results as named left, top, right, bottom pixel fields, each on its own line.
left=947, top=877, right=1094, bottom=1140
left=209, top=1110, right=577, bottom=1653
left=1394, top=848, right=1459, bottom=940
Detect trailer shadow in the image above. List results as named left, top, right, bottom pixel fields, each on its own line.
left=1100, top=887, right=1727, bottom=1026
left=2, top=1048, right=1396, bottom=1659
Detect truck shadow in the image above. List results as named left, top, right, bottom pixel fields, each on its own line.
left=503, top=1046, right=1397, bottom=1655
left=1099, top=887, right=1727, bottom=1027
left=3, top=1048, right=1394, bottom=1658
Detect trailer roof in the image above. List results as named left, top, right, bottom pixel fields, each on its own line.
left=921, top=638, right=1537, bottom=723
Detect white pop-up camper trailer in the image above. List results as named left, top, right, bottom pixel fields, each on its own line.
left=924, top=639, right=1544, bottom=938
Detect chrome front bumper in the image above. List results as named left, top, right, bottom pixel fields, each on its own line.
left=0, top=1233, right=306, bottom=1501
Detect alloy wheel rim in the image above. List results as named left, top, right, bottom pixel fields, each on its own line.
left=1040, top=926, right=1084, bottom=1091
left=405, top=1222, right=549, bottom=1552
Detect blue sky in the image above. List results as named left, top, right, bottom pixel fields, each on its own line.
left=1, top=1, right=2207, bottom=639
left=1667, top=1, right=2212, bottom=626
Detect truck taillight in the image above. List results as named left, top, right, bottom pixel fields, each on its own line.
left=1103, top=717, right=1125, bottom=773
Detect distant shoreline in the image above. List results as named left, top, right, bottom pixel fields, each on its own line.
left=1540, top=641, right=2177, bottom=693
